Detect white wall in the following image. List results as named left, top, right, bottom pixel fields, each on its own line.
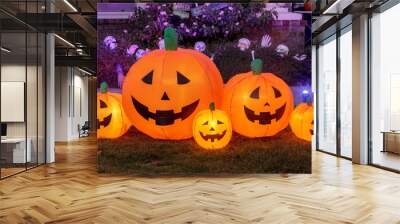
left=1, top=65, right=26, bottom=139
left=73, top=73, right=89, bottom=138
left=1, top=63, right=46, bottom=164
left=54, top=67, right=89, bottom=141
left=1, top=65, right=41, bottom=138
left=55, top=67, right=69, bottom=141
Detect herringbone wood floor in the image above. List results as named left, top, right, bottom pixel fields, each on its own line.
left=0, top=137, right=400, bottom=224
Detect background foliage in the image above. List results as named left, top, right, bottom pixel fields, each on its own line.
left=97, top=3, right=311, bottom=87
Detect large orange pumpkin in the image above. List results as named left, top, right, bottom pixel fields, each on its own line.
left=97, top=82, right=131, bottom=139
left=122, top=28, right=224, bottom=140
left=290, top=103, right=313, bottom=141
left=222, top=59, right=294, bottom=138
left=193, top=102, right=232, bottom=150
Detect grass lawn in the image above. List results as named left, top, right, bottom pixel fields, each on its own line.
left=97, top=127, right=311, bottom=175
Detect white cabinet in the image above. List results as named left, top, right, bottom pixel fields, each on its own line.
left=1, top=138, right=32, bottom=163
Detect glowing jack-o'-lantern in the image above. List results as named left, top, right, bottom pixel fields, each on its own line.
left=290, top=103, right=314, bottom=141
left=97, top=82, right=131, bottom=139
left=222, top=59, right=294, bottom=138
left=193, top=102, right=232, bottom=150
left=122, top=27, right=224, bottom=140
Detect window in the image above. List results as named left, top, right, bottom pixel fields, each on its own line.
left=370, top=4, right=400, bottom=171
left=0, top=2, right=47, bottom=179
left=317, top=35, right=337, bottom=154
left=339, top=27, right=352, bottom=158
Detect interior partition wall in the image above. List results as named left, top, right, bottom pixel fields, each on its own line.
left=315, top=25, right=353, bottom=159
left=0, top=1, right=46, bottom=179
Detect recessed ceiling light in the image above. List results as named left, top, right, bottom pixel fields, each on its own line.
left=63, top=0, right=78, bottom=12
left=78, top=67, right=93, bottom=76
left=322, top=0, right=342, bottom=14
left=54, top=34, right=75, bottom=48
left=1, top=47, right=11, bottom=53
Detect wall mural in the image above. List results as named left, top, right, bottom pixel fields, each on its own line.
left=97, top=3, right=313, bottom=174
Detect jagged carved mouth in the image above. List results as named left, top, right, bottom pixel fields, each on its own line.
left=243, top=104, right=286, bottom=125
left=310, top=120, right=314, bottom=135
left=97, top=114, right=112, bottom=129
left=200, top=130, right=227, bottom=142
left=131, top=97, right=199, bottom=126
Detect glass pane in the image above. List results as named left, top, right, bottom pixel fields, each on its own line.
left=1, top=31, right=27, bottom=177
left=38, top=32, right=45, bottom=165
left=26, top=0, right=41, bottom=170
left=340, top=29, right=352, bottom=158
left=371, top=5, right=400, bottom=171
left=27, top=31, right=38, bottom=169
left=317, top=36, right=337, bottom=154
left=0, top=1, right=46, bottom=178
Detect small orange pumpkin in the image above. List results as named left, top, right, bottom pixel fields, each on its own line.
left=122, top=28, right=224, bottom=140
left=290, top=103, right=313, bottom=141
left=97, top=82, right=131, bottom=139
left=222, top=59, right=294, bottom=138
left=193, top=102, right=232, bottom=150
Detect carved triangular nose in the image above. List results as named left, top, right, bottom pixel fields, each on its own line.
left=210, top=127, right=215, bottom=131
left=161, top=92, right=170, bottom=101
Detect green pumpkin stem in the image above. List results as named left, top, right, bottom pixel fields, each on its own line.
left=302, top=90, right=312, bottom=104
left=305, top=95, right=312, bottom=105
left=209, top=102, right=216, bottom=111
left=100, top=81, right=108, bottom=94
left=164, top=27, right=178, bottom=51
left=251, top=59, right=263, bottom=75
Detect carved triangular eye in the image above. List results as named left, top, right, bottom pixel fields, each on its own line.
left=142, top=70, right=153, bottom=84
left=250, top=87, right=260, bottom=99
left=217, top=120, right=224, bottom=124
left=177, top=72, right=190, bottom=84
left=273, top=87, right=282, bottom=98
left=100, top=100, right=107, bottom=108
left=202, top=121, right=208, bottom=125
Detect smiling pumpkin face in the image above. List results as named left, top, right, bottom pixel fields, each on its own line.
left=122, top=28, right=223, bottom=140
left=222, top=59, right=294, bottom=138
left=97, top=82, right=131, bottom=139
left=193, top=103, right=232, bottom=149
left=290, top=103, right=314, bottom=141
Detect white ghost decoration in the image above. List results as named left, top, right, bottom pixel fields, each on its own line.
left=261, top=34, right=272, bottom=48
left=126, top=44, right=139, bottom=56
left=135, top=49, right=150, bottom=60
left=115, top=64, right=125, bottom=88
left=158, top=39, right=165, bottom=49
left=237, top=38, right=251, bottom=51
left=194, top=41, right=206, bottom=52
left=104, top=36, right=117, bottom=50
left=275, top=44, right=289, bottom=57
left=293, top=54, right=307, bottom=61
